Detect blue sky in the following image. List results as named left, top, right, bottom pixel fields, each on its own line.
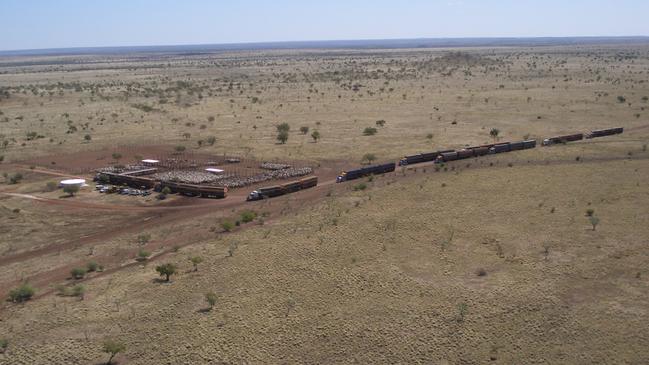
left=1, top=0, right=648, bottom=51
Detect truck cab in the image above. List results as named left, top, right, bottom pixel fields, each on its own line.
left=247, top=190, right=262, bottom=201
left=398, top=158, right=408, bottom=166
left=336, top=172, right=347, bottom=183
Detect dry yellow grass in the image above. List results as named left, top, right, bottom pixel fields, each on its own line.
left=1, top=150, right=648, bottom=364
left=1, top=44, right=649, bottom=364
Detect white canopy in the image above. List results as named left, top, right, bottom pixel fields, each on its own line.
left=205, top=168, right=224, bottom=174
left=142, top=159, right=160, bottom=164
left=60, top=179, right=87, bottom=187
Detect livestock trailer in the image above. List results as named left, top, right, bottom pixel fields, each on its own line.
left=542, top=133, right=584, bottom=146
left=336, top=163, right=395, bottom=183
left=247, top=176, right=318, bottom=201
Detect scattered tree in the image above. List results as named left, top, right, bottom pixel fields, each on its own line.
left=45, top=181, right=58, bottom=192
left=102, top=340, right=125, bottom=365
left=299, top=126, right=309, bottom=135
left=375, top=119, right=386, bottom=127
left=362, top=153, right=376, bottom=164
left=155, top=263, right=177, bottom=282
left=589, top=216, right=600, bottom=231
left=311, top=130, right=321, bottom=142
left=489, top=128, right=500, bottom=142
left=277, top=130, right=289, bottom=144
left=0, top=338, right=7, bottom=354
left=205, top=292, right=217, bottom=311
left=457, top=302, right=468, bottom=322
left=63, top=184, right=80, bottom=197
left=84, top=134, right=92, bottom=142
left=189, top=256, right=203, bottom=272
left=276, top=123, right=290, bottom=133
left=363, top=127, right=378, bottom=136
left=206, top=136, right=216, bottom=146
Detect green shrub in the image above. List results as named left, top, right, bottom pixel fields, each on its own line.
left=205, top=292, right=217, bottom=310
left=102, top=340, right=126, bottom=365
left=240, top=210, right=257, bottom=223
left=8, top=283, right=35, bottom=303
left=155, top=263, right=176, bottom=281
left=45, top=181, right=58, bottom=192
left=71, top=267, right=87, bottom=279
left=363, top=127, right=378, bottom=136
left=63, top=184, right=80, bottom=196
left=353, top=183, right=367, bottom=191
left=136, top=249, right=150, bottom=261
left=221, top=220, right=234, bottom=232
left=86, top=261, right=99, bottom=272
left=0, top=338, right=8, bottom=353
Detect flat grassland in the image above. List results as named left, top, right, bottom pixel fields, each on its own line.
left=0, top=44, right=648, bottom=364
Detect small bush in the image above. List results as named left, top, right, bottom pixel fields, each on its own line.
left=585, top=209, right=595, bottom=217
left=8, top=283, right=35, bottom=303
left=8, top=173, right=23, bottom=184
left=45, top=181, right=58, bottom=191
left=240, top=210, right=257, bottom=223
left=589, top=216, right=600, bottom=231
left=221, top=220, right=234, bottom=232
left=299, top=126, right=309, bottom=135
left=71, top=267, right=87, bottom=280
left=86, top=261, right=99, bottom=272
left=363, top=127, right=378, bottom=136
left=311, top=130, right=321, bottom=142
left=476, top=268, right=487, bottom=277
left=102, top=339, right=126, bottom=365
left=0, top=338, right=8, bottom=353
left=136, top=249, right=150, bottom=261
left=205, top=292, right=217, bottom=310
left=63, top=184, right=80, bottom=196
left=353, top=183, right=367, bottom=191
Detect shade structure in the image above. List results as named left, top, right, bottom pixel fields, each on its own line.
left=205, top=168, right=224, bottom=174
left=59, top=178, right=87, bottom=187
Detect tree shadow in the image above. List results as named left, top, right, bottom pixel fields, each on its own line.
left=196, top=307, right=212, bottom=314
left=150, top=278, right=170, bottom=284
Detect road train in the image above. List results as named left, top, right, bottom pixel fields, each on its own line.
left=247, top=176, right=318, bottom=201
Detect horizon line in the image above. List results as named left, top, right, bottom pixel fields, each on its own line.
left=2, top=35, right=649, bottom=55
